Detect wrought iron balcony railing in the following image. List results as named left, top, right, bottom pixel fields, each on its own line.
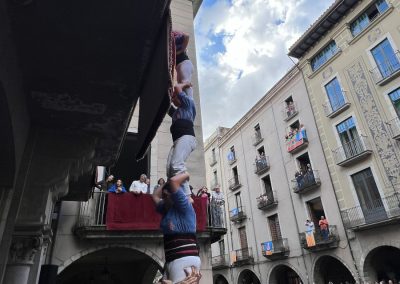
left=388, top=117, right=400, bottom=140
left=370, top=51, right=400, bottom=85
left=211, top=254, right=230, bottom=270
left=254, top=156, right=270, bottom=175
left=252, top=131, right=264, bottom=146
left=286, top=129, right=308, bottom=153
left=322, top=92, right=350, bottom=118
left=340, top=192, right=400, bottom=230
left=232, top=248, right=253, bottom=266
left=256, top=192, right=278, bottom=210
left=229, top=206, right=246, bottom=223
left=261, top=238, right=289, bottom=260
left=299, top=225, right=339, bottom=252
left=228, top=176, right=241, bottom=191
left=332, top=135, right=372, bottom=166
left=292, top=170, right=321, bottom=194
left=282, top=102, right=298, bottom=121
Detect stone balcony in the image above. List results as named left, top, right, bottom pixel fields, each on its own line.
left=75, top=191, right=226, bottom=243
left=299, top=225, right=339, bottom=252
left=232, top=248, right=253, bottom=267
left=292, top=170, right=321, bottom=194
left=229, top=206, right=246, bottom=223
left=286, top=129, right=308, bottom=154
left=332, top=135, right=372, bottom=167
left=252, top=131, right=264, bottom=146
left=228, top=176, right=241, bottom=191
left=322, top=93, right=350, bottom=119
left=256, top=192, right=278, bottom=211
left=370, top=51, right=400, bottom=86
left=211, top=254, right=230, bottom=270
left=261, top=238, right=290, bottom=260
left=254, top=156, right=270, bottom=175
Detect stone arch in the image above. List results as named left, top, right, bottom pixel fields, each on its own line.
left=268, top=263, right=305, bottom=284
left=313, top=255, right=356, bottom=284
left=57, top=243, right=164, bottom=274
left=214, top=273, right=229, bottom=284
left=0, top=81, right=16, bottom=188
left=362, top=245, right=400, bottom=283
left=237, top=269, right=261, bottom=284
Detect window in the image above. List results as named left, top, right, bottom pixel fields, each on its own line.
left=325, top=77, right=345, bottom=112
left=311, top=41, right=339, bottom=71
left=238, top=226, right=248, bottom=250
left=371, top=38, right=400, bottom=80
left=306, top=197, right=326, bottom=228
left=389, top=87, right=400, bottom=117
left=232, top=166, right=239, bottom=183
left=336, top=117, right=363, bottom=158
left=267, top=214, right=282, bottom=241
left=218, top=240, right=225, bottom=256
left=296, top=152, right=312, bottom=174
left=350, top=0, right=389, bottom=37
left=351, top=168, right=386, bottom=223
left=213, top=170, right=218, bottom=185
left=254, top=124, right=261, bottom=136
left=262, top=175, right=273, bottom=197
left=235, top=192, right=242, bottom=209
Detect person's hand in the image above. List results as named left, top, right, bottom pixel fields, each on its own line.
left=177, top=266, right=201, bottom=284
left=106, top=175, right=114, bottom=182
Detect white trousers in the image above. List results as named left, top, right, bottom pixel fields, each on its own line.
left=165, top=256, right=201, bottom=284
left=166, top=135, right=197, bottom=195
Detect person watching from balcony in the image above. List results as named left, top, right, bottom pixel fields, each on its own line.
left=196, top=186, right=210, bottom=201
left=152, top=172, right=201, bottom=284
left=305, top=219, right=316, bottom=247
left=318, top=216, right=329, bottom=241
left=154, top=178, right=166, bottom=192
left=146, top=178, right=151, bottom=194
left=211, top=186, right=224, bottom=227
left=108, top=179, right=126, bottom=194
left=167, top=82, right=196, bottom=197
left=129, top=174, right=148, bottom=194
left=95, top=174, right=114, bottom=191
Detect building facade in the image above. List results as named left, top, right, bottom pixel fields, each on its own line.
left=205, top=68, right=358, bottom=284
left=0, top=0, right=222, bottom=283
left=289, top=0, right=400, bottom=282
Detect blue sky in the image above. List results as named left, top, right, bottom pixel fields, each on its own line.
left=194, top=0, right=335, bottom=139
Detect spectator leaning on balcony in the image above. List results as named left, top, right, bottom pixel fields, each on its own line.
left=305, top=219, right=316, bottom=247
left=108, top=179, right=126, bottom=194
left=129, top=174, right=148, bottom=194
left=319, top=216, right=329, bottom=241
left=95, top=174, right=114, bottom=191
left=152, top=172, right=201, bottom=284
left=154, top=178, right=166, bottom=193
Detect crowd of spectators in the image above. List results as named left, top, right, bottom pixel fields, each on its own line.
left=294, top=164, right=316, bottom=190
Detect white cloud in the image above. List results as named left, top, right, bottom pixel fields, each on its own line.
left=194, top=0, right=334, bottom=139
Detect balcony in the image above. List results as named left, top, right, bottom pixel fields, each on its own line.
left=209, top=154, right=218, bottom=167
left=211, top=254, right=230, bottom=270
left=254, top=156, right=270, bottom=175
left=229, top=206, right=246, bottom=223
left=299, top=225, right=339, bottom=252
left=286, top=129, right=308, bottom=154
left=261, top=238, right=290, bottom=260
left=388, top=117, right=400, bottom=140
left=75, top=191, right=227, bottom=242
left=370, top=51, right=400, bottom=85
left=323, top=94, right=350, bottom=118
left=227, top=152, right=237, bottom=165
left=256, top=192, right=278, bottom=211
left=228, top=176, right=241, bottom=191
left=292, top=170, right=321, bottom=194
left=283, top=102, right=299, bottom=121
left=341, top=192, right=400, bottom=231
left=332, top=135, right=373, bottom=167
left=252, top=131, right=264, bottom=146
left=232, top=248, right=253, bottom=267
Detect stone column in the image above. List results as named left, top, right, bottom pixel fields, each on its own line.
left=4, top=236, right=43, bottom=284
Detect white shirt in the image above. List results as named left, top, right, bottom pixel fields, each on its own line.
left=129, top=180, right=148, bottom=193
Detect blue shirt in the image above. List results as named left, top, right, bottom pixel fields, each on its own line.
left=171, top=92, right=196, bottom=123
left=157, top=187, right=196, bottom=235
left=108, top=185, right=127, bottom=193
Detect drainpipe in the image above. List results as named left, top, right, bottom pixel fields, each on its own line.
left=288, top=55, right=362, bottom=284
left=270, top=106, right=310, bottom=284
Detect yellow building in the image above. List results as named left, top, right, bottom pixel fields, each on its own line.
left=289, top=0, right=400, bottom=282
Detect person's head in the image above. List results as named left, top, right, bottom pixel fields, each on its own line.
left=306, top=219, right=310, bottom=223
left=116, top=179, right=123, bottom=187
left=202, top=186, right=208, bottom=193
left=140, top=174, right=147, bottom=182
left=158, top=178, right=166, bottom=186
left=107, top=175, right=114, bottom=182
left=215, top=186, right=221, bottom=193
left=321, top=216, right=325, bottom=220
